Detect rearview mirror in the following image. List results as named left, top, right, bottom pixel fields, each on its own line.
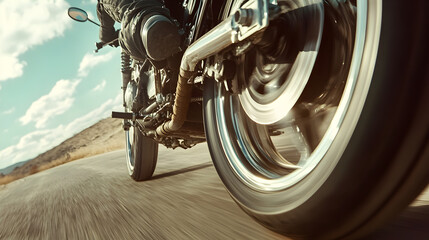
left=68, top=7, right=88, bottom=22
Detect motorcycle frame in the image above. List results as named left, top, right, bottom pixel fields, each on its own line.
left=124, top=0, right=272, bottom=148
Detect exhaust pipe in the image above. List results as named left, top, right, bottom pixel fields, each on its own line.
left=179, top=16, right=237, bottom=74
left=156, top=0, right=270, bottom=136
left=155, top=16, right=238, bottom=136
left=156, top=71, right=194, bottom=135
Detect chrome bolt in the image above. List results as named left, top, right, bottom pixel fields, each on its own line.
left=234, top=9, right=254, bottom=27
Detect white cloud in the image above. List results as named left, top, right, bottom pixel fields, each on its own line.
left=19, top=79, right=81, bottom=128
left=2, top=107, right=15, bottom=115
left=83, top=0, right=98, bottom=5
left=0, top=0, right=71, bottom=81
left=92, top=80, right=106, bottom=92
left=0, top=93, right=122, bottom=169
left=87, top=10, right=96, bottom=21
left=0, top=55, right=27, bottom=81
left=61, top=93, right=122, bottom=135
left=78, top=52, right=114, bottom=77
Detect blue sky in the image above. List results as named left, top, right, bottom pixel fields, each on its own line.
left=0, top=0, right=124, bottom=169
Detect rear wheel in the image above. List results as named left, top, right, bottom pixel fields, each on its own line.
left=204, top=0, right=429, bottom=239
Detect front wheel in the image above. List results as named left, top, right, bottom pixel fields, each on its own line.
left=125, top=122, right=158, bottom=181
left=124, top=74, right=158, bottom=181
left=204, top=0, right=429, bottom=239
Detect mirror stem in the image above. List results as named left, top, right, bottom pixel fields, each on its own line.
left=87, top=18, right=101, bottom=27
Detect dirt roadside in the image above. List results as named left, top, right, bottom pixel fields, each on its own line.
left=0, top=118, right=124, bottom=185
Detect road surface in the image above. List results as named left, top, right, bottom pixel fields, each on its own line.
left=0, top=143, right=428, bottom=239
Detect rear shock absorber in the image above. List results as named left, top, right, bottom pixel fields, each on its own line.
left=121, top=51, right=132, bottom=107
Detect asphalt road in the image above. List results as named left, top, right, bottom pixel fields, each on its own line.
left=0, top=143, right=428, bottom=240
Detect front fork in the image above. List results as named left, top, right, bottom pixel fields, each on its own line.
left=121, top=51, right=132, bottom=108
left=118, top=50, right=135, bottom=131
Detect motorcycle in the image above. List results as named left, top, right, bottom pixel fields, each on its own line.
left=68, top=0, right=428, bottom=239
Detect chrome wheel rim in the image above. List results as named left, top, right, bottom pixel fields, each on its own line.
left=125, top=123, right=135, bottom=174
left=215, top=0, right=381, bottom=191
left=124, top=81, right=138, bottom=175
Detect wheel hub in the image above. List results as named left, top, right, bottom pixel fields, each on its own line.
left=238, top=8, right=323, bottom=125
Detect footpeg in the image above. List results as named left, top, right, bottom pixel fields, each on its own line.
left=112, top=111, right=143, bottom=120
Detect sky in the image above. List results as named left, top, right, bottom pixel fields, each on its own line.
left=0, top=0, right=125, bottom=169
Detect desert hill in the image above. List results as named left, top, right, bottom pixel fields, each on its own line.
left=0, top=118, right=124, bottom=185
left=0, top=161, right=28, bottom=176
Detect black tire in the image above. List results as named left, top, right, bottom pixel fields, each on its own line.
left=125, top=126, right=158, bottom=181
left=203, top=1, right=429, bottom=239
left=124, top=71, right=158, bottom=181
